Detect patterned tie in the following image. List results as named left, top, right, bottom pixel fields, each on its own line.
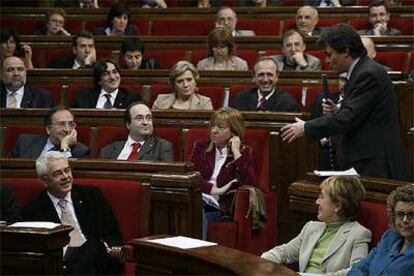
left=103, top=94, right=112, bottom=109
left=58, top=199, right=86, bottom=247
left=127, top=143, right=141, bottom=161
left=257, top=97, right=266, bottom=111
left=8, top=92, right=17, bottom=108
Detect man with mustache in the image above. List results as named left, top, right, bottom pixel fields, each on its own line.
left=74, top=59, right=142, bottom=108
left=358, top=0, right=401, bottom=36
left=22, top=151, right=122, bottom=274
left=1, top=56, right=54, bottom=108
left=100, top=101, right=173, bottom=161
left=9, top=105, right=90, bottom=158
left=231, top=57, right=297, bottom=112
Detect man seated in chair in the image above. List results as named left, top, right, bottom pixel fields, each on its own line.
left=358, top=0, right=401, bottom=36
left=231, top=56, right=297, bottom=112
left=9, top=105, right=90, bottom=158
left=74, top=59, right=142, bottom=109
left=22, top=151, right=122, bottom=275
left=215, top=6, right=255, bottom=37
left=100, top=101, right=174, bottom=161
left=295, top=6, right=321, bottom=36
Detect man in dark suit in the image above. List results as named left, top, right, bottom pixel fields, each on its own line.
left=0, top=184, right=21, bottom=222
left=215, top=6, right=255, bottom=37
left=357, top=1, right=402, bottom=36
left=74, top=59, right=142, bottom=109
left=50, top=31, right=96, bottom=69
left=9, top=105, right=90, bottom=158
left=101, top=102, right=173, bottom=161
left=295, top=6, right=322, bottom=36
left=303, top=0, right=356, bottom=7
left=281, top=24, right=411, bottom=181
left=23, top=151, right=122, bottom=274
left=231, top=57, right=297, bottom=112
left=1, top=56, right=54, bottom=108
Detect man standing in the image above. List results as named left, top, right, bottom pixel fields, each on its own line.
left=295, top=6, right=321, bottom=36
left=281, top=24, right=410, bottom=181
left=74, top=59, right=142, bottom=109
left=23, top=151, right=122, bottom=274
left=231, top=57, right=297, bottom=112
left=10, top=105, right=90, bottom=158
left=358, top=0, right=401, bottom=36
left=1, top=56, right=54, bottom=108
left=215, top=6, right=255, bottom=37
left=271, top=29, right=321, bottom=71
left=51, top=31, right=96, bottom=68
left=101, top=102, right=173, bottom=161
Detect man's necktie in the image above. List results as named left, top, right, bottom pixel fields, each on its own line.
left=103, top=94, right=113, bottom=109
left=127, top=143, right=141, bottom=161
left=58, top=199, right=86, bottom=247
left=257, top=97, right=266, bottom=111
left=8, top=92, right=17, bottom=108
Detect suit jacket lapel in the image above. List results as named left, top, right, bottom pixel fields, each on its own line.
left=33, top=136, right=48, bottom=158
left=301, top=224, right=326, bottom=271
left=322, top=222, right=351, bottom=263
left=21, top=86, right=34, bottom=108
left=90, top=88, right=101, bottom=107
left=138, top=136, right=154, bottom=160
left=71, top=186, right=87, bottom=234
left=41, top=190, right=60, bottom=222
left=114, top=88, right=126, bottom=109
left=248, top=89, right=259, bottom=110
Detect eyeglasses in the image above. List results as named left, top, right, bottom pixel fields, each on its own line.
left=49, top=121, right=76, bottom=129
left=395, top=211, right=414, bottom=220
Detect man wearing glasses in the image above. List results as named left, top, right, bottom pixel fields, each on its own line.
left=9, top=105, right=90, bottom=158
left=100, top=101, right=173, bottom=161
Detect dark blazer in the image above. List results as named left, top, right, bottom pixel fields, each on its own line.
left=231, top=87, right=297, bottom=112
left=191, top=139, right=256, bottom=212
left=303, top=0, right=356, bottom=5
left=22, top=185, right=122, bottom=247
left=0, top=84, right=55, bottom=108
left=9, top=134, right=90, bottom=158
left=305, top=56, right=411, bottom=181
left=74, top=87, right=142, bottom=109
left=0, top=184, right=21, bottom=222
left=358, top=28, right=402, bottom=36
left=94, top=24, right=139, bottom=36
left=100, top=135, right=174, bottom=161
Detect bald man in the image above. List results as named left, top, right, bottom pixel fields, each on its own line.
left=215, top=6, right=255, bottom=37
left=1, top=56, right=54, bottom=108
left=295, top=6, right=321, bottom=36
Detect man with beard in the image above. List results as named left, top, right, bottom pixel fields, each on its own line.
left=9, top=105, right=90, bottom=158
left=231, top=57, right=297, bottom=112
left=74, top=59, right=141, bottom=109
left=100, top=101, right=173, bottom=161
left=22, top=151, right=122, bottom=274
left=1, top=56, right=54, bottom=108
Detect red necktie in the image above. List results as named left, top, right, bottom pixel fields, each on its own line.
left=127, top=143, right=141, bottom=161
left=258, top=97, right=266, bottom=111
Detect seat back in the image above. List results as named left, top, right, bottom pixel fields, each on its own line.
left=376, top=50, right=410, bottom=72
left=237, top=18, right=280, bottom=36
left=145, top=49, right=186, bottom=69
left=358, top=200, right=389, bottom=247
left=152, top=19, right=214, bottom=35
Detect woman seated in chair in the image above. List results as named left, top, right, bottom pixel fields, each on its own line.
left=152, top=61, right=213, bottom=110
left=261, top=176, right=371, bottom=275
left=197, top=27, right=248, bottom=71
left=190, top=108, right=256, bottom=239
left=121, top=38, right=160, bottom=70
left=94, top=3, right=139, bottom=36
left=0, top=29, right=33, bottom=69
left=349, top=184, right=414, bottom=275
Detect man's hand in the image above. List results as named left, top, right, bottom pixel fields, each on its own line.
left=20, top=43, right=32, bottom=60
left=292, top=52, right=307, bottom=67
left=322, top=98, right=339, bottom=116
left=374, top=22, right=387, bottom=35
left=60, top=129, right=78, bottom=151
left=59, top=27, right=71, bottom=36
left=84, top=48, right=96, bottom=66
left=331, top=0, right=342, bottom=7
left=280, top=117, right=305, bottom=143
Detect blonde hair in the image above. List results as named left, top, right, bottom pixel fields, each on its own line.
left=320, top=176, right=366, bottom=221
left=168, top=60, right=199, bottom=91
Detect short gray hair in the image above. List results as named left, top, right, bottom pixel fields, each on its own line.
left=168, top=60, right=199, bottom=88
left=36, top=151, right=67, bottom=177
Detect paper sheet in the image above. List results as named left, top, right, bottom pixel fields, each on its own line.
left=147, top=236, right=217, bottom=249
left=9, top=221, right=61, bottom=229
left=313, top=168, right=359, bottom=177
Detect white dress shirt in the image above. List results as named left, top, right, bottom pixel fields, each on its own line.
left=6, top=86, right=24, bottom=108
left=96, top=89, right=119, bottom=108
left=117, top=135, right=145, bottom=160
left=257, top=88, right=275, bottom=108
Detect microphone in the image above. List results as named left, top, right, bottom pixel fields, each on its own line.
left=322, top=74, right=329, bottom=100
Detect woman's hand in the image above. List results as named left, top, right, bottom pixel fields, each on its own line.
left=210, top=179, right=238, bottom=195
left=229, top=135, right=241, bottom=160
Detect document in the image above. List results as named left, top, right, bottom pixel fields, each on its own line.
left=9, top=221, right=61, bottom=229
left=202, top=193, right=220, bottom=209
left=313, top=168, right=359, bottom=177
left=147, top=236, right=217, bottom=249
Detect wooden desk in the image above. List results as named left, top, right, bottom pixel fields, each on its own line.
left=129, top=235, right=297, bottom=275
left=0, top=225, right=72, bottom=275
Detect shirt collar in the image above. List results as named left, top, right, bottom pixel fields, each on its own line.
left=47, top=190, right=73, bottom=208
left=6, top=85, right=24, bottom=96
left=346, top=57, right=360, bottom=80
left=73, top=59, right=81, bottom=69
left=99, top=88, right=119, bottom=98
left=126, top=135, right=145, bottom=147
left=257, top=88, right=275, bottom=101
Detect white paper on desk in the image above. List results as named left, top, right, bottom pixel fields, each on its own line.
left=314, top=168, right=359, bottom=177
left=147, top=236, right=217, bottom=249
left=9, top=221, right=61, bottom=229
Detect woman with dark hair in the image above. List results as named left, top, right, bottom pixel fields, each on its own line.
left=0, top=29, right=33, bottom=69
left=121, top=38, right=160, bottom=69
left=94, top=3, right=139, bottom=36
left=262, top=176, right=371, bottom=275
left=197, top=27, right=248, bottom=71
left=349, top=184, right=414, bottom=275
left=191, top=107, right=256, bottom=239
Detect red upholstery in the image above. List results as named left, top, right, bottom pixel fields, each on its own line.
left=358, top=201, right=389, bottom=247
left=85, top=19, right=107, bottom=33
left=376, top=50, right=410, bottom=72
left=152, top=128, right=181, bottom=161
left=410, top=50, right=414, bottom=70
left=280, top=85, right=302, bottom=110
left=307, top=49, right=328, bottom=70
left=263, top=49, right=282, bottom=56
left=152, top=19, right=214, bottom=35
left=237, top=49, right=259, bottom=69
left=198, top=86, right=225, bottom=110
left=17, top=18, right=43, bottom=35
left=237, top=19, right=280, bottom=36
left=128, top=19, right=150, bottom=35
left=184, top=128, right=277, bottom=255
left=389, top=18, right=414, bottom=35
left=190, top=49, right=208, bottom=66
left=144, top=49, right=186, bottom=69
left=66, top=20, right=84, bottom=35
left=65, top=82, right=94, bottom=107
left=33, top=83, right=63, bottom=105
left=149, top=84, right=171, bottom=107
left=1, top=125, right=92, bottom=157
